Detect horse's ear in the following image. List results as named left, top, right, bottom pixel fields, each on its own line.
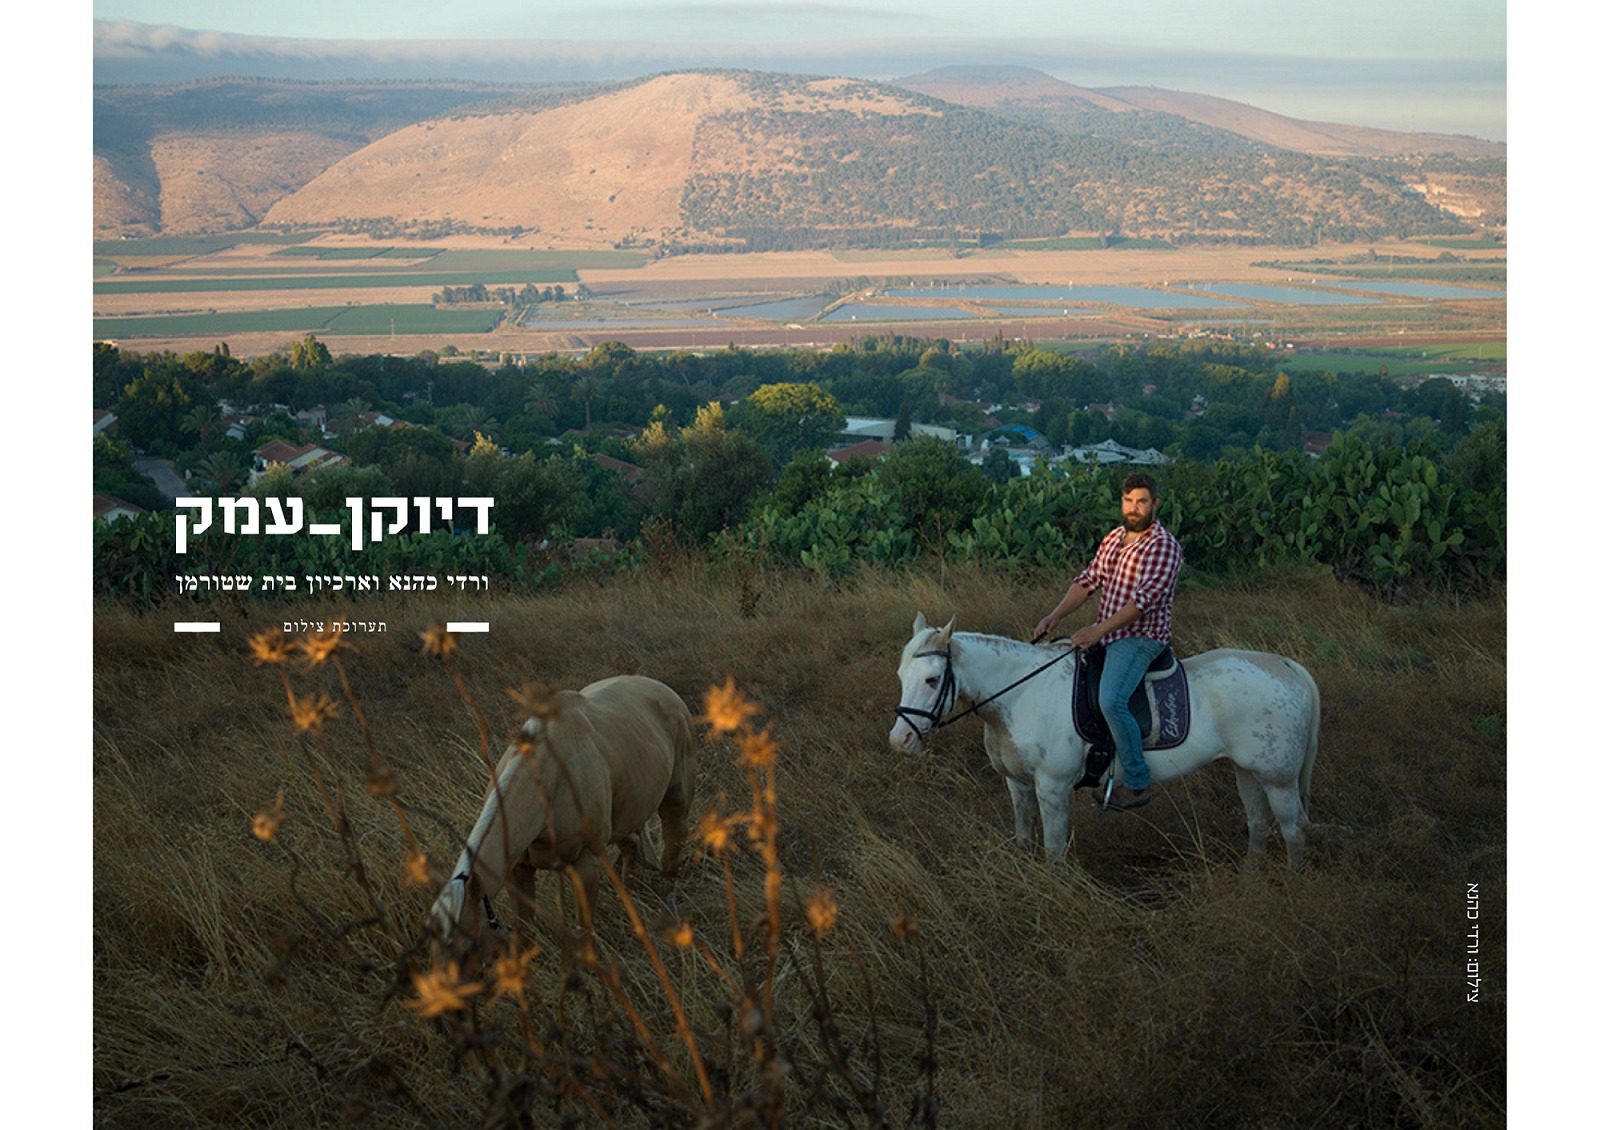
left=936, top=616, right=956, bottom=644
left=913, top=612, right=928, bottom=635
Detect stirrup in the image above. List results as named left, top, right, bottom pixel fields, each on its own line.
left=1098, top=775, right=1115, bottom=812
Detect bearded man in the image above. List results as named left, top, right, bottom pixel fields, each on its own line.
left=1033, top=472, right=1183, bottom=809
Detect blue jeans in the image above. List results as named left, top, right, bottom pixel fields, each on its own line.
left=1098, top=636, right=1167, bottom=790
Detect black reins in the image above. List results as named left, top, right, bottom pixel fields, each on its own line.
left=896, top=634, right=1078, bottom=740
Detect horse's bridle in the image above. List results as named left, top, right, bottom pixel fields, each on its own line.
left=894, top=646, right=960, bottom=741
left=895, top=635, right=1078, bottom=741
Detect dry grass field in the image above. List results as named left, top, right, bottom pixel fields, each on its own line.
left=92, top=560, right=1506, bottom=1128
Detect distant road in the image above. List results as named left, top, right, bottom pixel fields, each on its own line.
left=134, top=457, right=188, bottom=506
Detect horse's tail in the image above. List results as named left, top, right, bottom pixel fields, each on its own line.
left=1298, top=665, right=1321, bottom=818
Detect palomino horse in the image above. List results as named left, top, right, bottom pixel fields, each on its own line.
left=430, top=674, right=698, bottom=942
left=889, top=615, right=1320, bottom=867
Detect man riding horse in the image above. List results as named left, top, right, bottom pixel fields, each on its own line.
left=1034, top=471, right=1183, bottom=811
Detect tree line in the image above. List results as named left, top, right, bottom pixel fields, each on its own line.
left=94, top=334, right=1504, bottom=602
left=432, top=282, right=584, bottom=306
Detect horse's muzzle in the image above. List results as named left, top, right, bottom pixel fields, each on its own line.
left=889, top=714, right=927, bottom=755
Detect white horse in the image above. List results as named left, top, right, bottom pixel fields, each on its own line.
left=431, top=674, right=698, bottom=941
left=889, top=615, right=1320, bottom=867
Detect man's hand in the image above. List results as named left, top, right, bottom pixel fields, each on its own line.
left=1068, top=623, right=1104, bottom=651
left=1033, top=613, right=1059, bottom=640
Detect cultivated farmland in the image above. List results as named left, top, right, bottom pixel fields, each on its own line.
left=91, top=232, right=1505, bottom=359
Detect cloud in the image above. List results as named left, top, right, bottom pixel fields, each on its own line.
left=91, top=19, right=1504, bottom=140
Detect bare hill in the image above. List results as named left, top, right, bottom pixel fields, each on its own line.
left=264, top=72, right=765, bottom=247
left=97, top=70, right=1503, bottom=245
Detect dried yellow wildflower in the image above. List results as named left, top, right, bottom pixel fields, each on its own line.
left=252, top=790, right=285, bottom=841
left=508, top=681, right=561, bottom=721
left=405, top=962, right=483, bottom=1018
left=890, top=912, right=920, bottom=943
left=489, top=942, right=539, bottom=1003
left=806, top=889, right=839, bottom=936
left=403, top=849, right=431, bottom=886
left=736, top=727, right=781, bottom=770
left=419, top=623, right=458, bottom=659
left=287, top=689, right=339, bottom=734
left=665, top=920, right=694, bottom=949
left=700, top=677, right=760, bottom=735
left=298, top=623, right=349, bottom=666
left=696, top=809, right=737, bottom=856
left=247, top=630, right=293, bottom=666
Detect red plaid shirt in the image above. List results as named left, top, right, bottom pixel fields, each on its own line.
left=1071, top=519, right=1183, bottom=645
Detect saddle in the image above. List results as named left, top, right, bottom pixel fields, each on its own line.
left=1072, top=643, right=1191, bottom=789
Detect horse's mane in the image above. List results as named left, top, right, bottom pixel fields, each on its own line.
left=902, top=623, right=1070, bottom=674
left=957, top=631, right=1064, bottom=658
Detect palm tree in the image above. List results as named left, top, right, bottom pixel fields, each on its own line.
left=194, top=450, right=249, bottom=494
left=335, top=397, right=373, bottom=432
left=182, top=403, right=223, bottom=452
left=449, top=405, right=501, bottom=441
left=573, top=377, right=599, bottom=434
left=523, top=382, right=558, bottom=421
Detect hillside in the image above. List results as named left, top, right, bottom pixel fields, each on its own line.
left=95, top=69, right=1504, bottom=246
left=894, top=66, right=1507, bottom=227
left=93, top=79, right=580, bottom=237
left=894, top=65, right=1505, bottom=160
left=262, top=72, right=761, bottom=247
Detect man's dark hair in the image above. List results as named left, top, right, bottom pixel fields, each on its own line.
left=1121, top=471, right=1159, bottom=498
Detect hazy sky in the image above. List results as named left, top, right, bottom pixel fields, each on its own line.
left=93, top=1, right=1507, bottom=140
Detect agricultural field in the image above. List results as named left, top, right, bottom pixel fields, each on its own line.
left=92, top=268, right=581, bottom=295
left=91, top=303, right=507, bottom=340
left=1280, top=343, right=1506, bottom=378
left=91, top=232, right=1507, bottom=359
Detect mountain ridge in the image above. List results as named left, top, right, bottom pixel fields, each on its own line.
left=894, top=65, right=1504, bottom=159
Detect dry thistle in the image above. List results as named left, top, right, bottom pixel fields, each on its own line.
left=890, top=912, right=920, bottom=943
left=403, top=849, right=431, bottom=886
left=489, top=942, right=540, bottom=1004
left=736, top=726, right=782, bottom=770
left=418, top=622, right=458, bottom=659
left=405, top=962, right=484, bottom=1018
left=252, top=790, right=286, bottom=841
left=298, top=623, right=351, bottom=666
left=696, top=808, right=738, bottom=857
left=806, top=889, right=839, bottom=937
left=507, top=680, right=561, bottom=720
left=246, top=629, right=293, bottom=666
left=701, top=676, right=760, bottom=735
left=287, top=688, right=339, bottom=734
